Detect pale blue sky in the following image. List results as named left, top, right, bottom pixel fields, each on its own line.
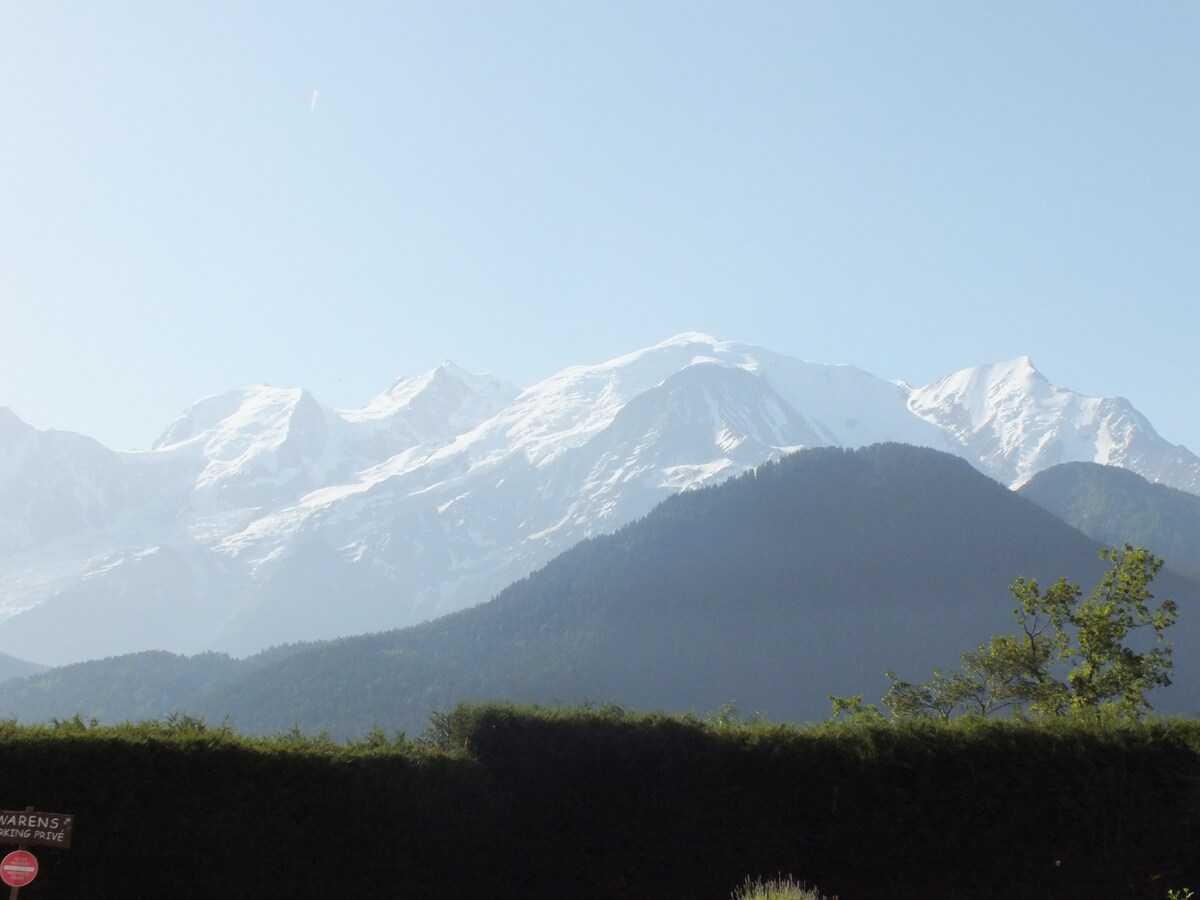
left=2, top=2, right=1197, bottom=452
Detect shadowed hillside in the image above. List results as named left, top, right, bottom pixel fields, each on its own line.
left=1020, top=461, right=1200, bottom=581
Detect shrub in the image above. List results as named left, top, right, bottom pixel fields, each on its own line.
left=732, top=874, right=833, bottom=900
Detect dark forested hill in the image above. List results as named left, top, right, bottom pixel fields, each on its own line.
left=2, top=444, right=1197, bottom=737
left=1020, top=461, right=1200, bottom=581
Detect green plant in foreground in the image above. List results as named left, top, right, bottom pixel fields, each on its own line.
left=827, top=692, right=885, bottom=724
left=732, top=874, right=833, bottom=900
left=1167, top=888, right=1194, bottom=900
left=883, top=544, right=1178, bottom=722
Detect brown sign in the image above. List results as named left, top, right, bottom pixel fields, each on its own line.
left=0, top=811, right=73, bottom=849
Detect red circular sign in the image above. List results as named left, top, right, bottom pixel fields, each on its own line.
left=0, top=850, right=37, bottom=887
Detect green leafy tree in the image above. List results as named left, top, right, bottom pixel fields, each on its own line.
left=827, top=693, right=886, bottom=724
left=882, top=544, right=1178, bottom=721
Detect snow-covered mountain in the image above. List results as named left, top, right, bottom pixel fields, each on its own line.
left=2, top=333, right=1196, bottom=664
left=904, top=356, right=1200, bottom=493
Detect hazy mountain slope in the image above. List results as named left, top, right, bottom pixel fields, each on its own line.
left=0, top=365, right=520, bottom=664
left=3, top=334, right=1197, bottom=664
left=5, top=444, right=1193, bottom=737
left=1020, top=462, right=1200, bottom=582
left=0, top=651, right=47, bottom=683
left=0, top=407, right=185, bottom=554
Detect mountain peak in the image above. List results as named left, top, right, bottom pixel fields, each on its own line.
left=655, top=331, right=725, bottom=348
left=990, top=355, right=1045, bottom=382
left=353, top=362, right=519, bottom=427
left=930, top=355, right=1045, bottom=391
left=152, top=385, right=313, bottom=451
left=904, top=355, right=1196, bottom=489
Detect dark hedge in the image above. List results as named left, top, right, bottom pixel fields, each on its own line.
left=0, top=708, right=1196, bottom=899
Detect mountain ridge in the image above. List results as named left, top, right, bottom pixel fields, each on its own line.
left=2, top=334, right=1198, bottom=664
